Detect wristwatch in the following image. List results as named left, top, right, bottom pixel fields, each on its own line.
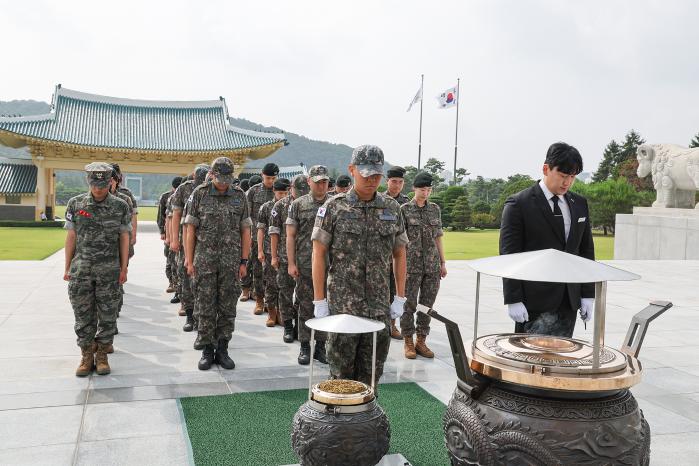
left=240, top=258, right=249, bottom=265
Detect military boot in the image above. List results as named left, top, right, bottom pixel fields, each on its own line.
left=283, top=320, right=295, bottom=343
left=178, top=305, right=186, bottom=317
left=313, top=341, right=327, bottom=364
left=215, top=339, right=236, bottom=370
left=254, top=296, right=265, bottom=315
left=166, top=283, right=175, bottom=293
left=105, top=343, right=114, bottom=354
left=170, top=293, right=180, bottom=304
left=266, top=306, right=279, bottom=327
left=404, top=336, right=417, bottom=359
left=183, top=309, right=194, bottom=332
left=390, top=319, right=402, bottom=340
left=298, top=342, right=311, bottom=365
left=198, top=345, right=215, bottom=370
left=240, top=287, right=251, bottom=302
left=75, top=343, right=96, bottom=377
left=415, top=335, right=435, bottom=358
left=94, top=343, right=111, bottom=375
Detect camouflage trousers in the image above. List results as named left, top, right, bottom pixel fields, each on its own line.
left=263, top=257, right=279, bottom=309
left=177, top=250, right=195, bottom=312
left=164, top=244, right=177, bottom=285
left=296, top=269, right=325, bottom=343
left=327, top=313, right=390, bottom=386
left=400, top=272, right=439, bottom=337
left=246, top=239, right=264, bottom=298
left=68, top=271, right=120, bottom=348
left=193, top=267, right=241, bottom=349
left=276, top=262, right=297, bottom=322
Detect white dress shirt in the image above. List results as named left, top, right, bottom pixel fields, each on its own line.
left=539, top=180, right=571, bottom=241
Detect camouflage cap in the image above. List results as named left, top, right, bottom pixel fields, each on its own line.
left=85, top=162, right=113, bottom=188
left=350, top=145, right=384, bottom=177
left=308, top=165, right=330, bottom=182
left=292, top=174, right=310, bottom=196
left=211, top=158, right=233, bottom=184
left=194, top=164, right=211, bottom=185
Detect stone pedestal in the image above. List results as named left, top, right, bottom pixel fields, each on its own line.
left=614, top=207, right=699, bottom=259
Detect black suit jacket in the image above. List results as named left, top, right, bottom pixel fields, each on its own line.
left=499, top=183, right=595, bottom=312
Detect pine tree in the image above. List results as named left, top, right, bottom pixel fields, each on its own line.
left=690, top=132, right=699, bottom=148
left=614, top=130, right=645, bottom=178
left=450, top=196, right=472, bottom=231
left=593, top=140, right=621, bottom=182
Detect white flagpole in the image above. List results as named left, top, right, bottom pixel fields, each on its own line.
left=418, top=74, right=424, bottom=170
left=453, top=78, right=460, bottom=185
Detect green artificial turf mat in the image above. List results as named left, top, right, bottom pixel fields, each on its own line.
left=179, top=382, right=447, bottom=466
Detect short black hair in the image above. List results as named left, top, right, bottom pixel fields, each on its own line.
left=544, top=142, right=583, bottom=175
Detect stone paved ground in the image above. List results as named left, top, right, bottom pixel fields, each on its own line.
left=0, top=222, right=697, bottom=465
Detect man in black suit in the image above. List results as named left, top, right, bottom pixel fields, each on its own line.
left=499, top=142, right=595, bottom=337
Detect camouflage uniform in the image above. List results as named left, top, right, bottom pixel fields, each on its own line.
left=165, top=195, right=179, bottom=293
left=171, top=179, right=198, bottom=315
left=157, top=190, right=174, bottom=284
left=257, top=200, right=278, bottom=309
left=400, top=199, right=443, bottom=337
left=385, top=191, right=410, bottom=299
left=287, top=192, right=330, bottom=343
left=269, top=195, right=296, bottom=322
left=312, top=188, right=408, bottom=384
left=246, top=183, right=274, bottom=298
left=110, top=189, right=134, bottom=315
left=185, top=181, right=251, bottom=349
left=65, top=192, right=131, bottom=348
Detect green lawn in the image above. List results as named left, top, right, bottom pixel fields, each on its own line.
left=442, top=230, right=614, bottom=260
left=54, top=204, right=158, bottom=221
left=0, top=227, right=67, bottom=260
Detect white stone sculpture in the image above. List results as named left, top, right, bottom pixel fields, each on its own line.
left=636, top=144, right=699, bottom=209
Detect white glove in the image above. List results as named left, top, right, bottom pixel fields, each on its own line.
left=390, top=296, right=407, bottom=320
left=579, top=298, right=594, bottom=322
left=313, top=299, right=330, bottom=318
left=508, top=302, right=529, bottom=323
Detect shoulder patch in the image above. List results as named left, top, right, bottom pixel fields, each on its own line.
left=271, top=209, right=278, bottom=217
left=317, top=207, right=326, bottom=218
left=66, top=212, right=72, bottom=221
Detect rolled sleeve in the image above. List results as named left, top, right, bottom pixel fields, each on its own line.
left=285, top=217, right=297, bottom=226
left=240, top=217, right=253, bottom=229
left=269, top=226, right=281, bottom=235
left=184, top=214, right=199, bottom=227
left=257, top=221, right=267, bottom=230
left=120, top=223, right=133, bottom=233
left=394, top=231, right=409, bottom=248
left=435, top=228, right=444, bottom=238
left=311, top=226, right=332, bottom=246
left=64, top=220, right=75, bottom=230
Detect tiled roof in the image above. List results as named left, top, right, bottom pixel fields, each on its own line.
left=239, top=165, right=306, bottom=179
left=0, top=86, right=286, bottom=152
left=0, top=163, right=37, bottom=193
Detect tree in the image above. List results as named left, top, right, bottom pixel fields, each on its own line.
left=430, top=192, right=450, bottom=227
left=613, top=130, right=645, bottom=178
left=454, top=168, right=470, bottom=185
left=690, top=132, right=699, bottom=148
left=472, top=200, right=491, bottom=214
left=593, top=140, right=621, bottom=182
left=424, top=157, right=445, bottom=175
left=617, top=158, right=653, bottom=191
left=570, top=178, right=639, bottom=235
left=472, top=213, right=496, bottom=229
left=450, top=196, right=472, bottom=231
left=490, top=175, right=536, bottom=224
left=402, top=166, right=418, bottom=194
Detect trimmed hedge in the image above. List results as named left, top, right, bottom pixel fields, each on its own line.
left=0, top=220, right=64, bottom=228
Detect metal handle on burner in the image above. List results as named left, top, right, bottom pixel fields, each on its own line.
left=619, top=300, right=673, bottom=358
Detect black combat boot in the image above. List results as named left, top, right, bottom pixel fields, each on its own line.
left=298, top=342, right=311, bottom=365
left=170, top=293, right=180, bottom=304
left=215, top=339, right=236, bottom=370
left=283, top=320, right=295, bottom=344
left=198, top=345, right=215, bottom=370
left=313, top=341, right=327, bottom=364
left=182, top=309, right=194, bottom=332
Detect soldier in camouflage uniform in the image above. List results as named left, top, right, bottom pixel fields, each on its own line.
left=244, top=164, right=278, bottom=312
left=166, top=190, right=181, bottom=305
left=312, top=145, right=408, bottom=387
left=383, top=166, right=410, bottom=339
left=334, top=175, right=352, bottom=194
left=287, top=165, right=332, bottom=365
left=171, top=165, right=210, bottom=330
left=64, top=162, right=131, bottom=377
left=185, top=157, right=251, bottom=371
left=111, top=163, right=139, bottom=253
left=270, top=175, right=309, bottom=343
left=400, top=172, right=447, bottom=359
left=257, top=178, right=290, bottom=327
left=158, top=176, right=182, bottom=293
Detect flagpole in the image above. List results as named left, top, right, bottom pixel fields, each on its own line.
left=453, top=78, right=460, bottom=185
left=417, top=74, right=424, bottom=170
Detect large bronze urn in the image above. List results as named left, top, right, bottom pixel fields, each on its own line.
left=423, top=249, right=671, bottom=466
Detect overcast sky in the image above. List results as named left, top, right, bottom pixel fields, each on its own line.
left=2, top=0, right=698, bottom=178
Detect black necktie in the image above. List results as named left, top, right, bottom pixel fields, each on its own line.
left=551, top=195, right=565, bottom=241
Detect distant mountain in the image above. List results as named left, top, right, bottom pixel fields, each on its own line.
left=0, top=100, right=354, bottom=174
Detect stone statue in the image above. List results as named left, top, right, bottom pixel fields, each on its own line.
left=636, top=144, right=699, bottom=209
